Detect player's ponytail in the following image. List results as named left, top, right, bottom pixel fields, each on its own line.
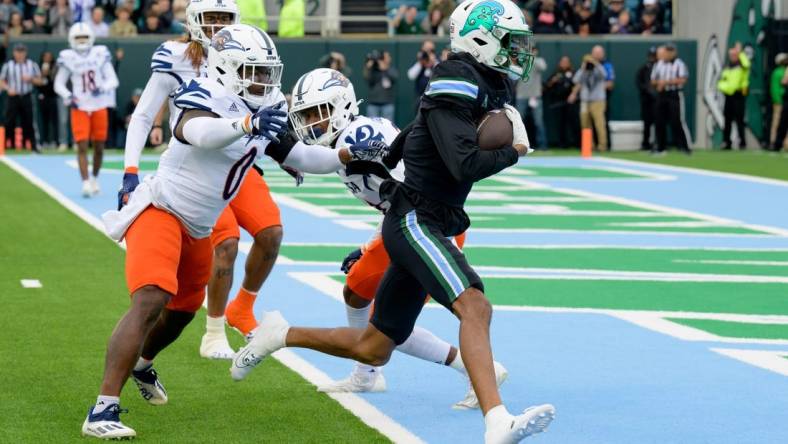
left=175, top=35, right=205, bottom=73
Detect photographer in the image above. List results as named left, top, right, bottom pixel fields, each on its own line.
left=363, top=49, right=398, bottom=122
left=568, top=51, right=609, bottom=151
left=407, top=40, right=437, bottom=106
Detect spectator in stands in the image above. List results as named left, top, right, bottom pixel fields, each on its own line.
left=718, top=42, right=750, bottom=150
left=393, top=5, right=423, bottom=35
left=0, top=0, right=21, bottom=34
left=171, top=0, right=187, bottom=34
left=530, top=0, right=563, bottom=34
left=770, top=54, right=788, bottom=150
left=87, top=6, right=109, bottom=37
left=48, top=0, right=72, bottom=37
left=238, top=0, right=267, bottom=30
left=773, top=66, right=788, bottom=151
left=407, top=39, right=437, bottom=107
left=363, top=50, right=398, bottom=122
left=6, top=11, right=25, bottom=36
left=71, top=0, right=95, bottom=24
left=516, top=45, right=547, bottom=149
left=155, top=0, right=174, bottom=31
left=140, top=8, right=166, bottom=34
left=636, top=46, right=657, bottom=150
left=30, top=7, right=49, bottom=33
left=0, top=43, right=42, bottom=151
left=427, top=0, right=454, bottom=35
left=568, top=52, right=608, bottom=151
left=319, top=51, right=351, bottom=77
left=279, top=0, right=305, bottom=38
left=599, top=0, right=628, bottom=34
left=37, top=50, right=59, bottom=149
left=109, top=6, right=136, bottom=36
left=629, top=5, right=662, bottom=34
left=651, top=43, right=691, bottom=154
left=545, top=55, right=578, bottom=148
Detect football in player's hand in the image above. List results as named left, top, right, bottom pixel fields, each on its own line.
left=476, top=109, right=514, bottom=150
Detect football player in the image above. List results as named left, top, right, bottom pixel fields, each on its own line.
left=231, top=1, right=556, bottom=442
left=116, top=0, right=282, bottom=363
left=280, top=68, right=507, bottom=408
left=84, top=24, right=391, bottom=440
left=54, top=23, right=118, bottom=197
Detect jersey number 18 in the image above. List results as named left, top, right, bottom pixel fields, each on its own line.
left=82, top=70, right=97, bottom=93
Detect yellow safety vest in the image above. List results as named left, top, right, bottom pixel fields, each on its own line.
left=279, top=0, right=305, bottom=38
left=717, top=52, right=751, bottom=96
left=239, top=0, right=267, bottom=31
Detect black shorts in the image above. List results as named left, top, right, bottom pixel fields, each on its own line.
left=370, top=209, right=483, bottom=345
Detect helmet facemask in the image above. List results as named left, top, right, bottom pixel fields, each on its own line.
left=72, top=35, right=93, bottom=53
left=490, top=27, right=535, bottom=81
left=189, top=10, right=237, bottom=46
left=290, top=102, right=338, bottom=146
left=237, top=63, right=283, bottom=107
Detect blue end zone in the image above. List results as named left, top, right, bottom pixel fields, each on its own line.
left=11, top=154, right=788, bottom=443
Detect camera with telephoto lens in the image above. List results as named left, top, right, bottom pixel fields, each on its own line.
left=366, top=50, right=383, bottom=69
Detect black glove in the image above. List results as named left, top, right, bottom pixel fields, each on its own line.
left=340, top=248, right=363, bottom=274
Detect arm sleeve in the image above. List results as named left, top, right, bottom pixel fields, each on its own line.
left=425, top=107, right=518, bottom=183
left=280, top=140, right=343, bottom=174
left=123, top=73, right=178, bottom=169
left=181, top=115, right=247, bottom=150
left=407, top=62, right=421, bottom=81
left=101, top=59, right=119, bottom=91
left=53, top=68, right=71, bottom=99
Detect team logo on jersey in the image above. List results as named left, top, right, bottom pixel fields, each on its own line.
left=460, top=1, right=504, bottom=37
left=211, top=29, right=244, bottom=52
left=320, top=71, right=350, bottom=91
left=228, top=102, right=239, bottom=113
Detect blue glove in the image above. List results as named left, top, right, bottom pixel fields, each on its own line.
left=341, top=248, right=363, bottom=274
left=117, top=172, right=140, bottom=210
left=250, top=103, right=288, bottom=142
left=348, top=140, right=390, bottom=163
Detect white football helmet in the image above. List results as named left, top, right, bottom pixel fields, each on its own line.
left=186, top=0, right=240, bottom=47
left=68, top=23, right=95, bottom=53
left=289, top=68, right=359, bottom=146
left=207, top=24, right=282, bottom=107
left=449, top=0, right=535, bottom=81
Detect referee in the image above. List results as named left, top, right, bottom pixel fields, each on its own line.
left=0, top=43, right=42, bottom=152
left=651, top=44, right=692, bottom=154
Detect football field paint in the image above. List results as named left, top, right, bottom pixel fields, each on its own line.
left=7, top=153, right=788, bottom=443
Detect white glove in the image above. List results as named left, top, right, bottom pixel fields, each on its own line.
left=503, top=104, right=533, bottom=154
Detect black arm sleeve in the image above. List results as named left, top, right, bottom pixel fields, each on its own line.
left=263, top=130, right=297, bottom=164
left=425, top=106, right=518, bottom=183
left=383, top=119, right=414, bottom=169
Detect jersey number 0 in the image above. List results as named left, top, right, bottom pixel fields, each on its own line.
left=223, top=148, right=258, bottom=200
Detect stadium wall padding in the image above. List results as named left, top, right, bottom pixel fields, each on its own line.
left=11, top=36, right=696, bottom=148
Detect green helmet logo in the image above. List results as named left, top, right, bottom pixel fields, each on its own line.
left=460, top=1, right=505, bottom=37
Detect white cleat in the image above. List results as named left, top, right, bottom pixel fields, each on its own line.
left=231, top=311, right=289, bottom=381
left=318, top=368, right=387, bottom=393
left=90, top=177, right=100, bottom=195
left=81, top=180, right=92, bottom=198
left=454, top=361, right=509, bottom=410
left=131, top=366, right=168, bottom=405
left=81, top=404, right=137, bottom=440
left=200, top=330, right=235, bottom=360
left=484, top=404, right=556, bottom=444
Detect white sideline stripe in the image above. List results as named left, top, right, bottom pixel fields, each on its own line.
left=334, top=220, right=376, bottom=230
left=710, top=348, right=788, bottom=376
left=596, top=157, right=788, bottom=188
left=674, top=259, right=788, bottom=266
left=467, top=227, right=777, bottom=237
left=289, top=272, right=788, bottom=346
left=609, top=221, right=730, bottom=228
left=495, top=175, right=788, bottom=237
left=2, top=158, right=421, bottom=443
left=20, top=279, right=42, bottom=288
left=272, top=349, right=426, bottom=443
left=280, top=242, right=788, bottom=252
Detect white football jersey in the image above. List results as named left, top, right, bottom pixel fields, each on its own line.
left=56, top=46, right=116, bottom=112
left=150, top=40, right=208, bottom=129
left=150, top=77, right=287, bottom=238
left=334, top=116, right=405, bottom=212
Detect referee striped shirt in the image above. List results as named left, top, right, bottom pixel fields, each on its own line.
left=0, top=59, right=41, bottom=95
left=651, top=58, right=688, bottom=91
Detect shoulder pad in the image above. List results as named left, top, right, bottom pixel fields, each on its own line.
left=423, top=60, right=479, bottom=103
left=93, top=45, right=112, bottom=64
left=171, top=78, right=224, bottom=112
left=56, top=49, right=74, bottom=68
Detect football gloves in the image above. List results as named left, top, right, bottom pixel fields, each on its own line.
left=503, top=104, right=533, bottom=154
left=249, top=103, right=288, bottom=143
left=117, top=172, right=140, bottom=210
left=348, top=140, right=391, bottom=164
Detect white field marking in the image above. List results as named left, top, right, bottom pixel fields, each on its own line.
left=596, top=156, right=788, bottom=188
left=270, top=192, right=341, bottom=217
left=4, top=158, right=421, bottom=442
left=334, top=220, right=377, bottom=230
left=280, top=242, right=788, bottom=252
left=710, top=348, right=788, bottom=376
left=505, top=165, right=674, bottom=181
left=268, top=181, right=347, bottom=189
left=675, top=259, right=788, bottom=266
left=609, top=221, right=727, bottom=228
left=324, top=205, right=379, bottom=212
left=466, top=227, right=776, bottom=237
left=495, top=174, right=788, bottom=237
left=20, top=279, right=42, bottom=288
left=271, top=349, right=426, bottom=444
left=290, top=272, right=788, bottom=347
left=465, top=207, right=664, bottom=217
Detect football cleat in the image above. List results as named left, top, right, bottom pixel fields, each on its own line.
left=131, top=365, right=168, bottom=405
left=82, top=180, right=92, bottom=198
left=199, top=329, right=235, bottom=360
left=90, top=177, right=100, bottom=195
left=231, top=311, right=289, bottom=381
left=317, top=366, right=387, bottom=393
left=453, top=361, right=509, bottom=410
left=81, top=403, right=136, bottom=440
left=484, top=404, right=555, bottom=444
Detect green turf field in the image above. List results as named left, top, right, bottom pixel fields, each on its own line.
left=0, top=162, right=386, bottom=443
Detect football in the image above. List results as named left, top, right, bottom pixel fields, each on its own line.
left=476, top=109, right=514, bottom=150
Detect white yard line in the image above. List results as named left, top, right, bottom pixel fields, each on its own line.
left=467, top=227, right=776, bottom=237
left=20, top=279, right=42, bottom=288
left=506, top=165, right=674, bottom=181
left=674, top=259, right=788, bottom=266
left=2, top=157, right=422, bottom=444
left=710, top=348, right=788, bottom=376
left=280, top=242, right=788, bottom=252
